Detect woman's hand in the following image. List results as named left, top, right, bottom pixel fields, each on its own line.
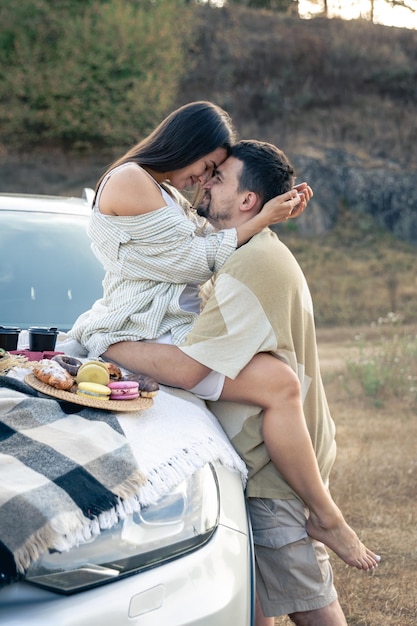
left=291, top=182, right=313, bottom=218
left=260, top=182, right=313, bottom=224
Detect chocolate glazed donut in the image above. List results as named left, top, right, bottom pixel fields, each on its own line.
left=52, top=354, right=82, bottom=377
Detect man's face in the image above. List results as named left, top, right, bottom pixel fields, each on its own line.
left=196, top=156, right=244, bottom=229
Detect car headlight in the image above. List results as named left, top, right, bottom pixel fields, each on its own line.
left=24, top=464, right=219, bottom=595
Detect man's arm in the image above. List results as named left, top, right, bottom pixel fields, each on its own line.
left=104, top=341, right=211, bottom=389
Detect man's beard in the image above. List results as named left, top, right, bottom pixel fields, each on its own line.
left=196, top=191, right=210, bottom=219
left=196, top=191, right=231, bottom=227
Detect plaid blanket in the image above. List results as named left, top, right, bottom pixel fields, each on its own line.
left=0, top=375, right=146, bottom=588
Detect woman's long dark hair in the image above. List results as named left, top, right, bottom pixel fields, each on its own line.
left=96, top=101, right=237, bottom=192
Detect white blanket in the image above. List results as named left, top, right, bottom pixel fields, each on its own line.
left=8, top=364, right=247, bottom=512
left=7, top=333, right=247, bottom=525
left=53, top=333, right=248, bottom=501
left=1, top=355, right=246, bottom=587
left=118, top=384, right=248, bottom=505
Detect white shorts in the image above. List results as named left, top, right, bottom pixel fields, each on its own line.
left=188, top=370, right=225, bottom=401
left=149, top=332, right=225, bottom=401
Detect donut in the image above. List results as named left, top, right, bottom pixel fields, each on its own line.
left=52, top=354, right=82, bottom=376
left=105, top=362, right=122, bottom=380
left=125, top=373, right=159, bottom=398
left=33, top=359, right=75, bottom=391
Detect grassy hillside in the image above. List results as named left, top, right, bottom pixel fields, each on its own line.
left=177, top=5, right=417, bottom=166
left=1, top=3, right=416, bottom=164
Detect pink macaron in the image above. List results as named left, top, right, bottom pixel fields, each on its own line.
left=108, top=380, right=139, bottom=401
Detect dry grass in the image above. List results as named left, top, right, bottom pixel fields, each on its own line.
left=274, top=326, right=417, bottom=625
left=278, top=208, right=417, bottom=328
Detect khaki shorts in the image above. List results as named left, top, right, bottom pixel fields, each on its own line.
left=247, top=497, right=338, bottom=618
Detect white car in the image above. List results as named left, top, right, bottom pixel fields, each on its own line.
left=0, top=191, right=255, bottom=625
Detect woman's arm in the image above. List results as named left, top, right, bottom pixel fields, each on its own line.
left=104, top=341, right=210, bottom=390
left=235, top=182, right=312, bottom=246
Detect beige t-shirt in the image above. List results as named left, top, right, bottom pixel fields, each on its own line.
left=180, top=228, right=337, bottom=499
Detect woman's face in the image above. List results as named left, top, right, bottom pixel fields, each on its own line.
left=167, top=147, right=228, bottom=190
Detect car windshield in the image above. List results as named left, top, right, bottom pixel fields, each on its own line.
left=0, top=209, right=105, bottom=331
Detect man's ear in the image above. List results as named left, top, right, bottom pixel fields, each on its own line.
left=241, top=191, right=260, bottom=213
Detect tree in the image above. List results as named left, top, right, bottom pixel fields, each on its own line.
left=385, top=0, right=417, bottom=10
left=369, top=0, right=417, bottom=24
left=226, top=0, right=297, bottom=11
left=297, top=0, right=417, bottom=22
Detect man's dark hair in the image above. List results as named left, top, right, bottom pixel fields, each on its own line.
left=230, top=140, right=295, bottom=206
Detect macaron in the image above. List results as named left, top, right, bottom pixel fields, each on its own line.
left=108, top=381, right=139, bottom=401
left=76, top=381, right=111, bottom=401
left=76, top=361, right=110, bottom=386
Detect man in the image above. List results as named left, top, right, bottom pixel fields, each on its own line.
left=105, top=140, right=378, bottom=625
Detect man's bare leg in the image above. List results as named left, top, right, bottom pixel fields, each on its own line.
left=256, top=590, right=347, bottom=625
left=289, top=598, right=347, bottom=626
left=221, top=353, right=380, bottom=570
left=255, top=594, right=274, bottom=626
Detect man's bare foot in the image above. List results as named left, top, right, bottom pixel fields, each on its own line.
left=306, top=511, right=381, bottom=570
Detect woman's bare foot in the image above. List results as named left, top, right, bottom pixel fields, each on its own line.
left=306, top=510, right=381, bottom=570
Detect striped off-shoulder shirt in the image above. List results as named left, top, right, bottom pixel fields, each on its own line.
left=69, top=163, right=238, bottom=357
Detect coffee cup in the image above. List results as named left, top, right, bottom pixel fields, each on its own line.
left=0, top=326, right=21, bottom=351
left=28, top=327, right=59, bottom=352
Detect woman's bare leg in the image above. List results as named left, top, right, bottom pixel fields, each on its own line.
left=221, top=353, right=380, bottom=570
